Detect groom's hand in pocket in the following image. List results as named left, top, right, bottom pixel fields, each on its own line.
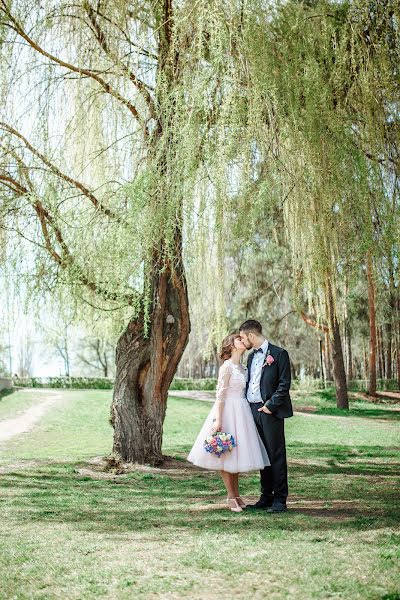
left=258, top=405, right=272, bottom=414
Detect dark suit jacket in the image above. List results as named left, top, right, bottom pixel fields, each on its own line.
left=246, top=343, right=293, bottom=419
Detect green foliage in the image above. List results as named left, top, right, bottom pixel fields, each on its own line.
left=349, top=379, right=400, bottom=393
left=16, top=376, right=114, bottom=389
left=170, top=377, right=217, bottom=391
left=0, top=0, right=399, bottom=366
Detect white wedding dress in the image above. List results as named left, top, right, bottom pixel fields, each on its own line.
left=187, top=359, right=270, bottom=473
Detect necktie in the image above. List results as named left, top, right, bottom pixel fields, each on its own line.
left=254, top=348, right=263, bottom=354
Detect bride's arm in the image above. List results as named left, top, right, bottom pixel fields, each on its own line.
left=212, top=362, right=231, bottom=432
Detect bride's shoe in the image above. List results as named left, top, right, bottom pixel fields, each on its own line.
left=226, top=496, right=246, bottom=509
left=226, top=498, right=243, bottom=513
left=235, top=496, right=246, bottom=509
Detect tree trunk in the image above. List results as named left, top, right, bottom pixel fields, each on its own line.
left=324, top=332, right=332, bottom=382
left=363, top=339, right=368, bottom=381
left=344, top=319, right=353, bottom=383
left=290, top=359, right=297, bottom=380
left=377, top=325, right=384, bottom=380
left=326, top=278, right=348, bottom=408
left=386, top=322, right=392, bottom=380
left=366, top=253, right=377, bottom=397
left=343, top=277, right=353, bottom=382
left=397, top=294, right=400, bottom=389
left=319, top=338, right=325, bottom=386
left=110, top=267, right=190, bottom=464
left=386, top=265, right=396, bottom=381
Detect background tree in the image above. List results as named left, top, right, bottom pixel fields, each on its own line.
left=76, top=336, right=115, bottom=378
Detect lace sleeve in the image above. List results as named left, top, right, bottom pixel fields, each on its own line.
left=215, top=361, right=231, bottom=404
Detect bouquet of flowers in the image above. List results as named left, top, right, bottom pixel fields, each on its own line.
left=203, top=432, right=236, bottom=458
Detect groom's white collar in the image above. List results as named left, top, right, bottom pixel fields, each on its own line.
left=254, top=339, right=269, bottom=354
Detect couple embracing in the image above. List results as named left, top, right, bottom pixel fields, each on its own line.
left=187, top=320, right=293, bottom=513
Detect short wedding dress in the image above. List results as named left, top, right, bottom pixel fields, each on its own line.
left=187, top=359, right=270, bottom=473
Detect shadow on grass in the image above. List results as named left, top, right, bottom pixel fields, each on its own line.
left=1, top=442, right=399, bottom=536
left=312, top=407, right=400, bottom=420
left=295, top=388, right=400, bottom=419
left=0, top=388, right=14, bottom=401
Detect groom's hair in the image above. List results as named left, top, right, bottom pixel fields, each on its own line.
left=239, top=319, right=262, bottom=334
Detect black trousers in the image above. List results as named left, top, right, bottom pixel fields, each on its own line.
left=250, top=402, right=288, bottom=503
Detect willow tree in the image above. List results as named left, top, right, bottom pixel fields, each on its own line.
left=234, top=0, right=400, bottom=407
left=0, top=1, right=273, bottom=462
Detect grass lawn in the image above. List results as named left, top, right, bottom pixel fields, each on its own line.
left=0, top=389, right=399, bottom=600
left=0, top=388, right=46, bottom=421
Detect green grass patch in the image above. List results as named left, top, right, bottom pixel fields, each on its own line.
left=294, top=387, right=400, bottom=420
left=0, top=388, right=46, bottom=421
left=0, top=389, right=399, bottom=599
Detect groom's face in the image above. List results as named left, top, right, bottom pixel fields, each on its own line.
left=239, top=331, right=253, bottom=349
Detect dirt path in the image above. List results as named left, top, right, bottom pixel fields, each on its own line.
left=0, top=391, right=63, bottom=443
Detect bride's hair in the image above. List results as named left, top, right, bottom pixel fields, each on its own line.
left=220, top=332, right=240, bottom=361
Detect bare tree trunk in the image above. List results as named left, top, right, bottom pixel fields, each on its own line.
left=377, top=325, right=385, bottom=381
left=326, top=278, right=348, bottom=408
left=363, top=339, right=368, bottom=381
left=343, top=277, right=353, bottom=382
left=367, top=253, right=377, bottom=397
left=377, top=327, right=382, bottom=380
left=386, top=265, right=396, bottom=380
left=381, top=327, right=386, bottom=380
left=324, top=332, right=332, bottom=382
left=290, top=359, right=297, bottom=380
left=319, top=338, right=325, bottom=386
left=110, top=267, right=190, bottom=464
left=397, top=294, right=400, bottom=389
left=344, top=319, right=353, bottom=383
left=386, top=322, right=392, bottom=380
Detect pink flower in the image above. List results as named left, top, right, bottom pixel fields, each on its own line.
left=264, top=354, right=274, bottom=366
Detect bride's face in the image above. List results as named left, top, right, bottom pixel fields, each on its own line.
left=239, top=331, right=253, bottom=349
left=233, top=336, right=246, bottom=351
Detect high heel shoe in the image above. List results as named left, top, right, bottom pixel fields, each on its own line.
left=226, top=496, right=246, bottom=509
left=226, top=498, right=243, bottom=513
left=235, top=496, right=246, bottom=509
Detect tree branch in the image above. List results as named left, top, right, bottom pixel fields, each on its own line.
left=0, top=172, right=136, bottom=306
left=0, top=2, right=148, bottom=134
left=300, top=311, right=329, bottom=333
left=0, top=122, right=128, bottom=225
left=84, top=2, right=157, bottom=121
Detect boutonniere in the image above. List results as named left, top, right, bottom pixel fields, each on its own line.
left=263, top=350, right=274, bottom=367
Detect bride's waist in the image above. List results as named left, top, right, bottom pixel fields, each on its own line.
left=221, top=394, right=246, bottom=401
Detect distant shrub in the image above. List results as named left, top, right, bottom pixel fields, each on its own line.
left=15, top=377, right=114, bottom=390
left=14, top=375, right=397, bottom=394
left=170, top=378, right=217, bottom=391
left=349, top=379, right=399, bottom=392
left=291, top=377, right=332, bottom=391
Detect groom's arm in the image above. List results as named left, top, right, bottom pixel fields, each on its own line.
left=264, top=349, right=291, bottom=413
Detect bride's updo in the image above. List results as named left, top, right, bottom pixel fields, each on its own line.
left=220, top=332, right=240, bottom=361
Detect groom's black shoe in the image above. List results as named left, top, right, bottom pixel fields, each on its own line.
left=266, top=501, right=287, bottom=513
left=246, top=497, right=273, bottom=510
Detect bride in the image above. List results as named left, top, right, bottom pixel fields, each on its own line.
left=187, top=332, right=270, bottom=512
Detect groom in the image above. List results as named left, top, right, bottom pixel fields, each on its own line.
left=239, top=319, right=293, bottom=513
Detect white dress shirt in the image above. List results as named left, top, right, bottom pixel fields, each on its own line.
left=247, top=339, right=269, bottom=403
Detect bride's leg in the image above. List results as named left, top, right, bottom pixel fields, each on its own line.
left=220, top=471, right=242, bottom=512
left=233, top=473, right=240, bottom=497
left=220, top=470, right=235, bottom=498
left=233, top=473, right=246, bottom=508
